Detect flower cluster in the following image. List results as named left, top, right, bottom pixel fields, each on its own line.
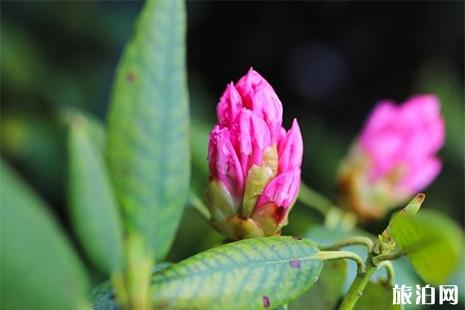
left=206, top=69, right=303, bottom=239
left=338, top=95, right=445, bottom=220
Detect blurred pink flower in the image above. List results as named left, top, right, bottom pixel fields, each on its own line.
left=338, top=94, right=445, bottom=220
left=207, top=68, right=303, bottom=239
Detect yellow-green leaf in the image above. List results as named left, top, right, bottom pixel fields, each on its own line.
left=390, top=210, right=463, bottom=284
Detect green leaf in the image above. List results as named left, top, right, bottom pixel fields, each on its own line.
left=389, top=210, right=464, bottom=284
left=0, top=160, right=90, bottom=310
left=290, top=259, right=346, bottom=310
left=354, top=281, right=401, bottom=310
left=69, top=114, right=124, bottom=273
left=91, top=237, right=324, bottom=309
left=151, top=236, right=323, bottom=309
left=106, top=0, right=189, bottom=260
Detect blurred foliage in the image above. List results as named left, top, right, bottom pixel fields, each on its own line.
left=353, top=281, right=400, bottom=310
left=0, top=160, right=90, bottom=310
left=68, top=113, right=124, bottom=274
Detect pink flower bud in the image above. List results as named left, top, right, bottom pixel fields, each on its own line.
left=206, top=69, right=303, bottom=239
left=338, top=94, right=445, bottom=220
left=235, top=68, right=283, bottom=141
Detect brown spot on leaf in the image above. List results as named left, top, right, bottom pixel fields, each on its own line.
left=126, top=72, right=136, bottom=82
left=290, top=259, right=301, bottom=269
left=262, top=296, right=270, bottom=308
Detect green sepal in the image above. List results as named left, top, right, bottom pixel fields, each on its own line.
left=206, top=179, right=237, bottom=223
left=252, top=202, right=286, bottom=236
left=225, top=215, right=265, bottom=240
left=241, top=164, right=273, bottom=217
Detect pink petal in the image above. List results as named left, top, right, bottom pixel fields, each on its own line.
left=360, top=100, right=398, bottom=142
left=400, top=157, right=442, bottom=193
left=256, top=168, right=301, bottom=209
left=217, top=82, right=243, bottom=127
left=235, top=68, right=283, bottom=141
left=230, top=109, right=272, bottom=177
left=400, top=94, right=440, bottom=122
left=278, top=119, right=303, bottom=173
left=208, top=126, right=244, bottom=197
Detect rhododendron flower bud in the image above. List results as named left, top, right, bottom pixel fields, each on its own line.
left=338, top=94, right=445, bottom=220
left=206, top=69, right=303, bottom=240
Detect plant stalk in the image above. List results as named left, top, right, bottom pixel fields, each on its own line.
left=321, top=236, right=373, bottom=254
left=124, top=232, right=152, bottom=310
left=111, top=272, right=129, bottom=309
left=376, top=261, right=395, bottom=286
left=314, top=250, right=366, bottom=273
left=189, top=191, right=211, bottom=220
left=298, top=183, right=334, bottom=216
left=372, top=249, right=404, bottom=265
left=339, top=257, right=377, bottom=310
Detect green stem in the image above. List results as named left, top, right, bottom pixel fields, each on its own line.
left=321, top=236, right=373, bottom=254
left=339, top=257, right=377, bottom=310
left=339, top=256, right=397, bottom=310
left=372, top=249, right=404, bottom=265
left=111, top=272, right=128, bottom=309
left=125, top=232, right=152, bottom=310
left=189, top=191, right=211, bottom=220
left=314, top=250, right=366, bottom=273
left=298, top=183, right=334, bottom=216
left=377, top=261, right=395, bottom=286
left=324, top=208, right=357, bottom=231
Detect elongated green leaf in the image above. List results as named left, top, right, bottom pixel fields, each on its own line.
left=390, top=210, right=463, bottom=284
left=107, top=0, right=189, bottom=260
left=354, top=281, right=401, bottom=310
left=91, top=237, right=324, bottom=310
left=151, top=237, right=323, bottom=309
left=0, top=160, right=90, bottom=310
left=69, top=115, right=124, bottom=273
